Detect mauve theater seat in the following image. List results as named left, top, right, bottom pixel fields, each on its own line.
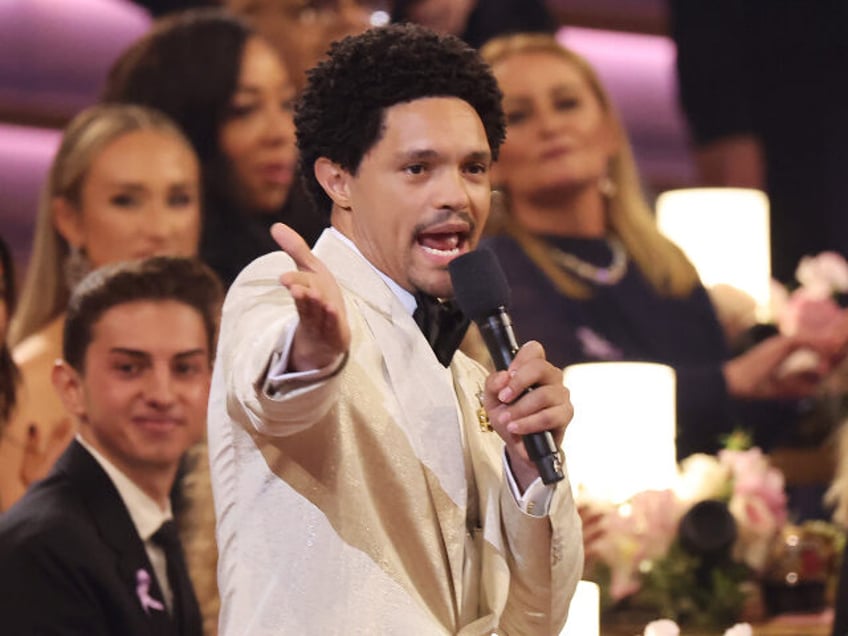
left=0, top=0, right=151, bottom=273
left=0, top=0, right=150, bottom=121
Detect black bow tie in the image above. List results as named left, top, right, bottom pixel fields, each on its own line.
left=412, top=292, right=470, bottom=367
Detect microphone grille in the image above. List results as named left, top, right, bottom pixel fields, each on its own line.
left=448, top=248, right=511, bottom=322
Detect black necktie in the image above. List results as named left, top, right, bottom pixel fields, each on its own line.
left=152, top=520, right=202, bottom=636
left=412, top=292, right=470, bottom=367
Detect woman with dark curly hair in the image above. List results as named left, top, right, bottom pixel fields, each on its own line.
left=103, top=8, right=326, bottom=287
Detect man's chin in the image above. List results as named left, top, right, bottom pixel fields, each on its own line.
left=415, top=279, right=454, bottom=300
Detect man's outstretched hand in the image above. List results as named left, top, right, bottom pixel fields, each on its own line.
left=271, top=223, right=351, bottom=372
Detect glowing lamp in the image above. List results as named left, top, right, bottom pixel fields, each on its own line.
left=562, top=362, right=677, bottom=503
left=560, top=580, right=600, bottom=636
left=656, top=187, right=772, bottom=320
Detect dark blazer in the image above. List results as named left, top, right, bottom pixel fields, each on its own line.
left=0, top=440, right=202, bottom=636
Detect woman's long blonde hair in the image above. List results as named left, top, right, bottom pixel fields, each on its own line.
left=9, top=104, right=195, bottom=347
left=480, top=33, right=699, bottom=299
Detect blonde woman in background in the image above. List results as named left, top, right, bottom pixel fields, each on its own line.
left=478, top=33, right=848, bottom=475
left=2, top=103, right=202, bottom=511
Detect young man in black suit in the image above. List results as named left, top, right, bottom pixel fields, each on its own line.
left=0, top=256, right=220, bottom=636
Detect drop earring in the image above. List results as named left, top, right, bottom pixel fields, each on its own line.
left=64, top=244, right=91, bottom=289
left=599, top=174, right=618, bottom=198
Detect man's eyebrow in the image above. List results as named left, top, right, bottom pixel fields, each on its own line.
left=395, top=148, right=440, bottom=161
left=108, top=348, right=149, bottom=358
left=395, top=148, right=492, bottom=162
left=466, top=150, right=492, bottom=163
left=173, top=349, right=208, bottom=360
left=107, top=348, right=207, bottom=359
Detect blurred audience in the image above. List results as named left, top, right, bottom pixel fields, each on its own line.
left=391, top=0, right=555, bottom=48
left=0, top=256, right=219, bottom=636
left=477, top=33, right=848, bottom=465
left=102, top=14, right=324, bottom=629
left=2, top=104, right=202, bottom=512
left=103, top=8, right=325, bottom=287
left=227, top=0, right=377, bottom=90
left=668, top=0, right=848, bottom=284
left=130, top=0, right=219, bottom=18
left=0, top=235, right=19, bottom=436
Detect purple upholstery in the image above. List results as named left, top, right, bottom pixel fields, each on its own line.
left=559, top=27, right=695, bottom=189
left=0, top=0, right=150, bottom=274
left=0, top=0, right=151, bottom=120
left=0, top=5, right=694, bottom=277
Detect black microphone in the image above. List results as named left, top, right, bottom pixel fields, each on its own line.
left=449, top=248, right=565, bottom=485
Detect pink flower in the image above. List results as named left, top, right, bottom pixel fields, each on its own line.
left=778, top=288, right=843, bottom=338
left=718, top=449, right=788, bottom=571
left=729, top=494, right=780, bottom=571
left=719, top=448, right=787, bottom=525
left=591, top=490, right=684, bottom=601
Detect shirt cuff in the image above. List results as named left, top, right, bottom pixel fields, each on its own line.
left=502, top=450, right=555, bottom=517
left=262, top=318, right=348, bottom=396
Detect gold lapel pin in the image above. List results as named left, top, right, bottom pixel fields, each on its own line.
left=476, top=390, right=493, bottom=433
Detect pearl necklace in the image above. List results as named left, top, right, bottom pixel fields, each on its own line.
left=546, top=237, right=628, bottom=285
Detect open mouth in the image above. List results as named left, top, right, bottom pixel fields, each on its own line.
left=415, top=222, right=472, bottom=259
left=418, top=232, right=465, bottom=256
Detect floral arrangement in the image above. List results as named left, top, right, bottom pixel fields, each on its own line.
left=583, top=439, right=795, bottom=630
left=709, top=251, right=848, bottom=358
left=771, top=251, right=848, bottom=338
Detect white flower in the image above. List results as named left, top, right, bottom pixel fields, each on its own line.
left=795, top=251, right=848, bottom=298
left=675, top=453, right=731, bottom=504
left=644, top=619, right=680, bottom=636
left=724, top=624, right=753, bottom=636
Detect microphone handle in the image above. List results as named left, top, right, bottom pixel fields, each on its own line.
left=477, top=310, right=564, bottom=485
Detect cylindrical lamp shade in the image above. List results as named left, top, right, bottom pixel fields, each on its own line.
left=560, top=580, right=600, bottom=636
left=562, top=362, right=677, bottom=504
left=656, top=187, right=771, bottom=320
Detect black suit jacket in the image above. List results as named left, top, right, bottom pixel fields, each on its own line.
left=0, top=440, right=202, bottom=636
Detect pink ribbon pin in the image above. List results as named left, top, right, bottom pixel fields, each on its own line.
left=135, top=569, right=165, bottom=614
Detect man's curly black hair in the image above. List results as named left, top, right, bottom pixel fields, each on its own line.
left=295, top=23, right=506, bottom=217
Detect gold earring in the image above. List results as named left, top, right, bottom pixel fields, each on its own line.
left=599, top=175, right=618, bottom=198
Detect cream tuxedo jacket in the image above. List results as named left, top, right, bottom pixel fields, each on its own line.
left=209, top=230, right=582, bottom=635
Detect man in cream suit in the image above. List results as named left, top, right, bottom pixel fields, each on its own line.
left=209, top=24, right=583, bottom=635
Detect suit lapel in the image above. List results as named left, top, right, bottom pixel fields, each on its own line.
left=316, top=232, right=470, bottom=618
left=54, top=441, right=177, bottom=636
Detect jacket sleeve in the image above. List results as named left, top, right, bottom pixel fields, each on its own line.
left=216, top=252, right=345, bottom=437
left=497, top=474, right=583, bottom=635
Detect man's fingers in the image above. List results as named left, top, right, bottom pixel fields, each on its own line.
left=271, top=223, right=321, bottom=273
